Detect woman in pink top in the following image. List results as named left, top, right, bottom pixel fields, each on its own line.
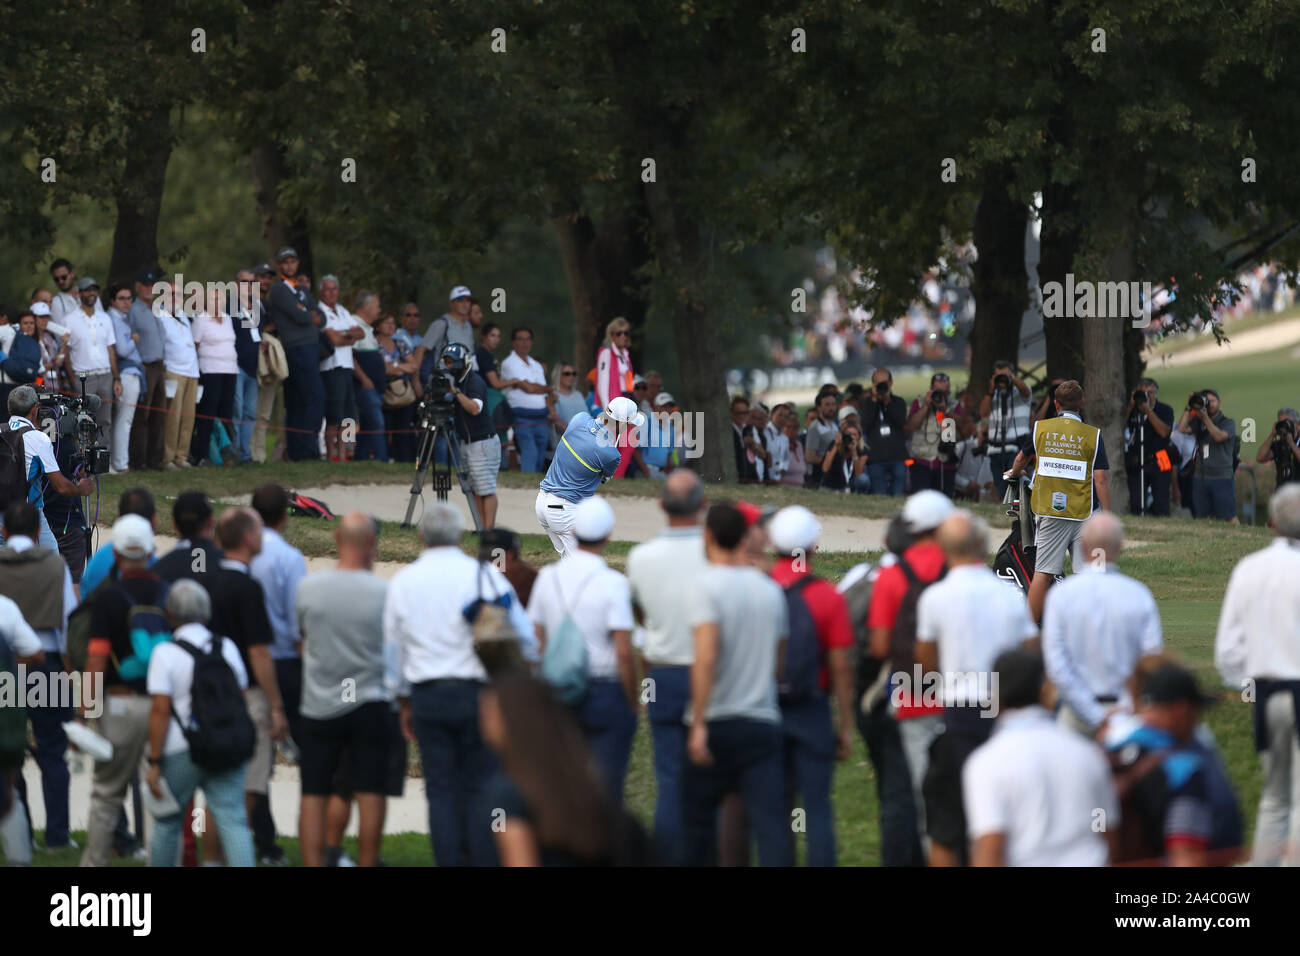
left=188, top=290, right=239, bottom=465
left=594, top=316, right=635, bottom=477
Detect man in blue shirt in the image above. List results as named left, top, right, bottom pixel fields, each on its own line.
left=535, top=395, right=640, bottom=556
left=80, top=488, right=157, bottom=596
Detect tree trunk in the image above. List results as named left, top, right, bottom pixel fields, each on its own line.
left=109, top=108, right=173, bottom=285
left=249, top=140, right=314, bottom=278
left=1082, top=219, right=1134, bottom=514
left=968, top=170, right=1029, bottom=390
left=1036, top=182, right=1085, bottom=383
left=551, top=211, right=602, bottom=378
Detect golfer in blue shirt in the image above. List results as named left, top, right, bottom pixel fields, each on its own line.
left=535, top=395, right=643, bottom=555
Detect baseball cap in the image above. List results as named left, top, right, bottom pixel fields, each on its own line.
left=654, top=392, right=675, bottom=407
left=29, top=301, right=51, bottom=316
left=449, top=285, right=472, bottom=300
left=173, top=490, right=213, bottom=527
left=837, top=406, right=858, bottom=422
left=633, top=375, right=646, bottom=386
left=76, top=277, right=99, bottom=291
left=276, top=247, right=298, bottom=261
left=112, top=514, right=154, bottom=559
left=902, top=490, right=955, bottom=534
left=573, top=496, right=615, bottom=543
left=1141, top=663, right=1219, bottom=708
left=135, top=266, right=164, bottom=285
left=769, top=505, right=822, bottom=554
left=253, top=262, right=276, bottom=276
left=603, top=396, right=646, bottom=428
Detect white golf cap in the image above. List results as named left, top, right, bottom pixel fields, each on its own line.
left=30, top=301, right=51, bottom=316
left=902, top=490, right=955, bottom=534
left=112, top=514, right=154, bottom=560
left=449, top=285, right=472, bottom=300
left=769, top=505, right=821, bottom=554
left=838, top=406, right=857, bottom=422
left=654, top=392, right=675, bottom=407
left=573, top=495, right=615, bottom=543
left=603, top=395, right=645, bottom=428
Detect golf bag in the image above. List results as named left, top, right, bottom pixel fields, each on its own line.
left=992, top=476, right=1066, bottom=594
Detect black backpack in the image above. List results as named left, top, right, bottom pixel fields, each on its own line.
left=777, top=576, right=821, bottom=705
left=889, top=556, right=947, bottom=675
left=1, top=332, right=42, bottom=384
left=171, top=634, right=255, bottom=772
left=0, top=422, right=32, bottom=512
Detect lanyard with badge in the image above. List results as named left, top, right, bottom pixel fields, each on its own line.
left=877, top=402, right=891, bottom=439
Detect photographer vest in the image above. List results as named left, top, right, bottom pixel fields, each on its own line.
left=910, top=405, right=946, bottom=461
left=0, top=544, right=66, bottom=629
left=1031, top=412, right=1099, bottom=521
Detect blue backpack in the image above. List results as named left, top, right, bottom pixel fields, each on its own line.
left=113, top=585, right=173, bottom=682
left=1, top=333, right=42, bottom=384
left=540, top=573, right=598, bottom=705
left=778, top=576, right=822, bottom=705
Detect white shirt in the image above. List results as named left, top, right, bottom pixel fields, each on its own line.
left=916, top=563, right=1037, bottom=708
left=963, top=706, right=1117, bottom=866
left=384, top=547, right=535, bottom=693
left=158, top=311, right=200, bottom=378
left=0, top=593, right=41, bottom=658
left=50, top=291, right=80, bottom=324
left=2, top=535, right=76, bottom=654
left=6, top=416, right=60, bottom=507
left=1042, top=563, right=1164, bottom=727
left=627, top=527, right=706, bottom=666
left=146, top=623, right=248, bottom=756
left=319, top=302, right=356, bottom=371
left=189, top=312, right=239, bottom=375
left=1215, top=537, right=1300, bottom=689
left=528, top=550, right=633, bottom=679
left=500, top=352, right=548, bottom=411
left=0, top=324, right=14, bottom=355
left=764, top=422, right=789, bottom=482
left=63, top=307, right=116, bottom=372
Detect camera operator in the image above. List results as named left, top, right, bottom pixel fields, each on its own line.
left=1256, top=407, right=1300, bottom=492
left=0, top=386, right=95, bottom=550
left=860, top=368, right=908, bottom=495
left=978, top=360, right=1032, bottom=501
left=905, top=372, right=959, bottom=497
left=1122, top=377, right=1175, bottom=516
left=820, top=421, right=870, bottom=493
left=1178, top=388, right=1237, bottom=522
left=437, top=342, right=502, bottom=529
left=41, top=412, right=93, bottom=587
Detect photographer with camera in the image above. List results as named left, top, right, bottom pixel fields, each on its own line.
left=1123, top=377, right=1175, bottom=516
left=905, top=372, right=959, bottom=497
left=978, top=360, right=1032, bottom=501
left=0, top=386, right=95, bottom=550
left=861, top=368, right=909, bottom=495
left=436, top=342, right=502, bottom=529
left=1031, top=377, right=1066, bottom=427
left=1255, top=407, right=1300, bottom=492
left=820, top=421, right=870, bottom=494
left=1178, top=388, right=1238, bottom=522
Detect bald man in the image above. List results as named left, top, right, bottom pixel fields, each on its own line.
left=295, top=511, right=394, bottom=866
left=1041, top=512, right=1164, bottom=738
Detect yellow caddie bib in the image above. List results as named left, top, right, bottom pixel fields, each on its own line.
left=1030, top=414, right=1099, bottom=521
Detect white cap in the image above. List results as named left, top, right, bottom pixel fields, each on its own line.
left=603, top=395, right=645, bottom=428
left=30, top=301, right=51, bottom=316
left=769, top=505, right=821, bottom=554
left=654, top=392, right=674, bottom=407
left=838, top=406, right=857, bottom=422
left=573, top=496, right=615, bottom=543
left=449, top=285, right=472, bottom=300
left=902, top=490, right=955, bottom=534
left=112, top=514, right=154, bottom=559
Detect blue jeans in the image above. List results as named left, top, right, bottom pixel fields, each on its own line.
left=989, top=451, right=1017, bottom=501
left=231, top=369, right=259, bottom=462
left=353, top=384, right=388, bottom=462
left=647, top=666, right=690, bottom=865
left=410, top=680, right=498, bottom=866
left=682, top=717, right=793, bottom=866
left=512, top=408, right=550, bottom=472
left=867, top=460, right=908, bottom=496
left=573, top=678, right=637, bottom=808
left=17, top=652, right=71, bottom=846
left=780, top=696, right=837, bottom=866
left=150, top=751, right=254, bottom=867
left=855, top=698, right=923, bottom=866
left=1193, top=476, right=1236, bottom=520
left=283, top=342, right=325, bottom=461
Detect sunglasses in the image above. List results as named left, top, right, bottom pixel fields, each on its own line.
left=614, top=330, right=630, bottom=337
left=561, top=371, right=576, bottom=377
left=932, top=374, right=950, bottom=382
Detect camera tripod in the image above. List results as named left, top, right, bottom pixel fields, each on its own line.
left=400, top=406, right=483, bottom=532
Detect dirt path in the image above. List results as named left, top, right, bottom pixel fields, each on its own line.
left=1146, top=317, right=1300, bottom=368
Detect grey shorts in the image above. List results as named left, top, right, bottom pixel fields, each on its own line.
left=244, top=686, right=273, bottom=794
left=1032, top=515, right=1082, bottom=575
left=461, top=437, right=502, bottom=495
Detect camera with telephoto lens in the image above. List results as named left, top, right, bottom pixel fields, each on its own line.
left=34, top=389, right=110, bottom=476
left=1276, top=418, right=1297, bottom=441
left=1188, top=391, right=1208, bottom=411
left=874, top=380, right=889, bottom=396
left=416, top=369, right=458, bottom=427
left=993, top=373, right=1010, bottom=390
left=930, top=391, right=947, bottom=410
left=1132, top=388, right=1149, bottom=406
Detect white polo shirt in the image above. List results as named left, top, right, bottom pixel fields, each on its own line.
left=916, top=562, right=1037, bottom=708
left=963, top=705, right=1117, bottom=866
left=147, top=623, right=248, bottom=755
left=626, top=526, right=706, bottom=666
left=63, top=307, right=116, bottom=373
left=1215, top=537, right=1300, bottom=688
left=50, top=291, right=80, bottom=324
left=158, top=311, right=200, bottom=378
left=319, top=302, right=356, bottom=371
left=500, top=351, right=548, bottom=412
left=528, top=549, right=634, bottom=679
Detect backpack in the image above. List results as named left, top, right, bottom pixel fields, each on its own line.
left=540, top=573, right=597, bottom=705
left=113, top=588, right=173, bottom=682
left=841, top=566, right=880, bottom=700
left=777, top=576, right=821, bottom=705
left=0, top=422, right=32, bottom=512
left=171, top=634, right=256, bottom=772
left=464, top=562, right=525, bottom=678
left=889, top=556, right=947, bottom=677
left=0, top=634, right=26, bottom=772
left=1, top=332, right=42, bottom=384
left=288, top=492, right=336, bottom=520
